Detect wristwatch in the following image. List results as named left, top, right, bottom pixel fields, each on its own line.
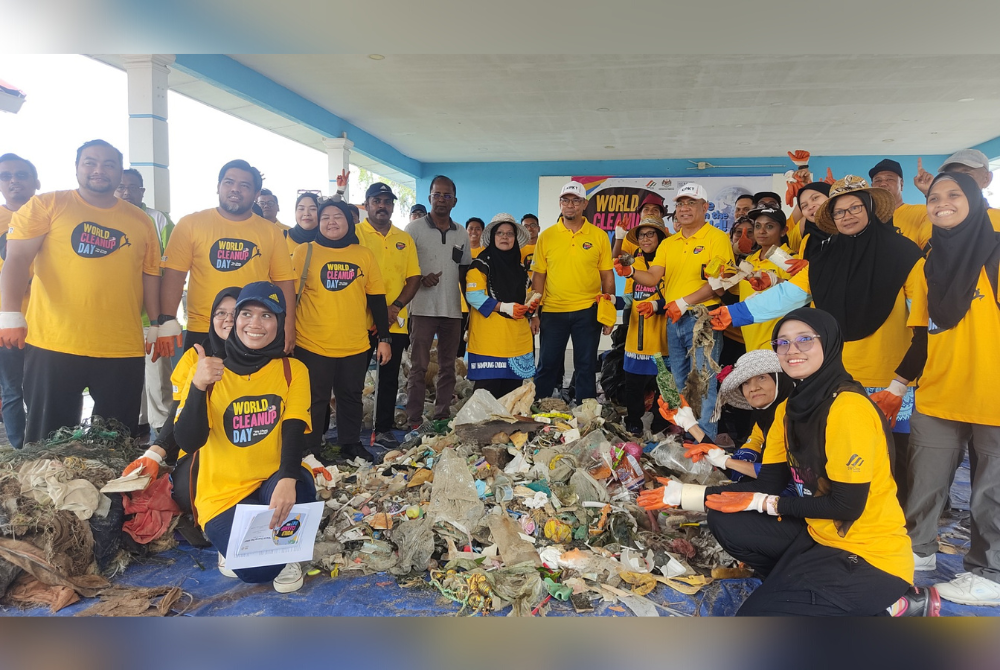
left=157, top=314, right=177, bottom=324
left=378, top=336, right=392, bottom=344
left=391, top=300, right=404, bottom=309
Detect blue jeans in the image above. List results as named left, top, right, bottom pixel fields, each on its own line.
left=667, top=311, right=723, bottom=439
left=535, top=306, right=601, bottom=402
left=0, top=346, right=26, bottom=450
left=202, top=467, right=316, bottom=584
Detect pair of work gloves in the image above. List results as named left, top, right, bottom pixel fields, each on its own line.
left=656, top=395, right=729, bottom=469
left=636, top=478, right=780, bottom=515
left=499, top=294, right=542, bottom=320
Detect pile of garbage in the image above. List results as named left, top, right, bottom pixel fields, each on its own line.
left=0, top=418, right=188, bottom=616
left=307, top=383, right=746, bottom=616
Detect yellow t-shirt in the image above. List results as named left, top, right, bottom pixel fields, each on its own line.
left=651, top=222, right=734, bottom=308
left=465, top=268, right=534, bottom=359
left=9, top=191, right=160, bottom=358
left=763, top=396, right=913, bottom=584
left=356, top=219, right=421, bottom=335
left=531, top=218, right=613, bottom=313
left=738, top=245, right=793, bottom=351
left=893, top=204, right=932, bottom=251
left=786, top=215, right=802, bottom=255
left=624, top=255, right=668, bottom=358
left=171, top=347, right=199, bottom=401
left=285, top=232, right=306, bottom=257
left=0, top=206, right=31, bottom=314
left=162, top=209, right=296, bottom=333
left=909, top=265, right=1000, bottom=426
left=471, top=246, right=484, bottom=259
left=990, top=209, right=1000, bottom=232
left=177, top=357, right=312, bottom=526
left=786, top=260, right=924, bottom=387
left=740, top=423, right=765, bottom=458
left=292, top=242, right=385, bottom=357
left=620, top=238, right=639, bottom=295
left=273, top=220, right=291, bottom=232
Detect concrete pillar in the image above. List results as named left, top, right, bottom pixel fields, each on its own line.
left=123, top=54, right=174, bottom=213
left=322, top=137, right=354, bottom=200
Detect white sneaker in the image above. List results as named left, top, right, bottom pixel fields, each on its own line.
left=935, top=572, right=1000, bottom=606
left=273, top=562, right=303, bottom=593
left=218, top=552, right=237, bottom=578
left=913, top=552, right=937, bottom=571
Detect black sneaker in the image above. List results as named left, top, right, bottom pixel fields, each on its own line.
left=340, top=442, right=367, bottom=462
left=361, top=442, right=392, bottom=465
left=372, top=431, right=400, bottom=451
left=889, top=586, right=941, bottom=617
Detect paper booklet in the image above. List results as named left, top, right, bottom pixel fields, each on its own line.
left=223, top=501, right=323, bottom=570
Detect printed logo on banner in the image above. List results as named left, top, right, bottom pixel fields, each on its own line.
left=645, top=180, right=656, bottom=188
left=71, top=222, right=130, bottom=258
left=210, top=238, right=261, bottom=271
left=395, top=242, right=406, bottom=250
left=321, top=261, right=363, bottom=291
left=225, top=394, right=283, bottom=446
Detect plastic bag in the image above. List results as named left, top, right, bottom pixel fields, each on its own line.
left=560, top=430, right=610, bottom=469
left=572, top=398, right=602, bottom=424
left=499, top=382, right=535, bottom=417
left=389, top=518, right=435, bottom=575
left=488, top=514, right=541, bottom=567
left=454, top=389, right=514, bottom=426
left=427, top=449, right=485, bottom=533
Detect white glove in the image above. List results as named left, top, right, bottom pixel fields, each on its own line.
left=886, top=379, right=908, bottom=397
left=659, top=479, right=684, bottom=507
left=141, top=449, right=164, bottom=467
left=615, top=226, right=628, bottom=240
left=707, top=275, right=724, bottom=291
left=0, top=312, right=27, bottom=329
left=703, top=447, right=730, bottom=469
left=673, top=297, right=690, bottom=315
left=673, top=405, right=699, bottom=432
left=158, top=318, right=182, bottom=339
left=498, top=303, right=516, bottom=318
left=145, top=325, right=159, bottom=347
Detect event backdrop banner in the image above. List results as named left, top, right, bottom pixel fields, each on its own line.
left=572, top=175, right=776, bottom=234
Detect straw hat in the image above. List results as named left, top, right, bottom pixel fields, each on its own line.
left=712, top=349, right=783, bottom=421
left=625, top=216, right=669, bottom=246
left=814, top=175, right=896, bottom=235
left=483, top=213, right=529, bottom=247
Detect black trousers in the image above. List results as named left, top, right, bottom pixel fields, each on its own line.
left=623, top=371, right=668, bottom=435
left=708, top=510, right=908, bottom=616
left=295, top=347, right=368, bottom=449
left=183, top=330, right=209, bottom=352
left=23, top=345, right=144, bottom=443
left=474, top=378, right=522, bottom=399
left=366, top=332, right=409, bottom=434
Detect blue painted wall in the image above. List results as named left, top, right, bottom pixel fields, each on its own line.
left=416, top=154, right=952, bottom=225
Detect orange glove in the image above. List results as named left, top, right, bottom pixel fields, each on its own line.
left=823, top=167, right=835, bottom=185
left=736, top=227, right=754, bottom=254
left=122, top=449, right=164, bottom=481
left=785, top=258, right=808, bottom=277
left=499, top=303, right=530, bottom=320
left=636, top=477, right=683, bottom=511
left=665, top=298, right=689, bottom=323
left=705, top=491, right=777, bottom=515
left=787, top=150, right=811, bottom=167
left=594, top=293, right=613, bottom=304
left=154, top=318, right=183, bottom=362
left=657, top=396, right=699, bottom=432
left=748, top=271, right=776, bottom=292
left=613, top=258, right=634, bottom=277
left=709, top=306, right=732, bottom=331
left=870, top=380, right=907, bottom=428
left=635, top=301, right=658, bottom=318
left=0, top=312, right=28, bottom=350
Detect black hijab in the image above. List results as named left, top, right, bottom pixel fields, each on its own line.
left=224, top=302, right=286, bottom=376
left=809, top=191, right=923, bottom=341
left=469, top=223, right=528, bottom=303
left=796, top=182, right=832, bottom=261
left=207, top=286, right=242, bottom=359
left=316, top=200, right=359, bottom=249
left=751, top=372, right=795, bottom=440
left=924, top=172, right=1000, bottom=332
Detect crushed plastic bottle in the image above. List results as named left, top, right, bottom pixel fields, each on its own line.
left=649, top=438, right=715, bottom=485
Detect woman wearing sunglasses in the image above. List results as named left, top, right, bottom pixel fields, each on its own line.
left=639, top=308, right=936, bottom=617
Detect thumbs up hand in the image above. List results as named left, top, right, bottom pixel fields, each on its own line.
left=191, top=343, right=225, bottom=391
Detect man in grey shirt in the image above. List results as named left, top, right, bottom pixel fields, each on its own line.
left=404, top=175, right=471, bottom=426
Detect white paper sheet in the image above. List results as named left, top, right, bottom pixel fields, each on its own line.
left=223, top=501, right=323, bottom=570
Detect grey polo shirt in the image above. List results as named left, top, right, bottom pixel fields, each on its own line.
left=405, top=215, right=472, bottom=319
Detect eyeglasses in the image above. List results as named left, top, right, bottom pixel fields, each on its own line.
left=494, top=231, right=516, bottom=239
left=772, top=335, right=820, bottom=354
left=429, top=193, right=455, bottom=202
left=212, top=310, right=236, bottom=321
left=831, top=203, right=865, bottom=221
left=674, top=199, right=701, bottom=209
left=559, top=197, right=585, bottom=205
left=0, top=171, right=31, bottom=182
left=637, top=230, right=660, bottom=240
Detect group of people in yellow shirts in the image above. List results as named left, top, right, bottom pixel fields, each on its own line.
left=0, top=139, right=997, bottom=612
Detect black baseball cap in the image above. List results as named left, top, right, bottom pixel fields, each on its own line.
left=753, top=191, right=781, bottom=206
left=868, top=159, right=903, bottom=180
left=410, top=204, right=427, bottom=216
left=236, top=281, right=286, bottom=314
left=748, top=206, right=787, bottom=226
left=365, top=182, right=397, bottom=200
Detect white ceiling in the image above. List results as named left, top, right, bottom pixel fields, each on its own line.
left=230, top=54, right=1000, bottom=163
left=93, top=54, right=1000, bottom=173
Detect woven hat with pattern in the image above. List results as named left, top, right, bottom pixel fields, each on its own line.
left=814, top=175, right=895, bottom=235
